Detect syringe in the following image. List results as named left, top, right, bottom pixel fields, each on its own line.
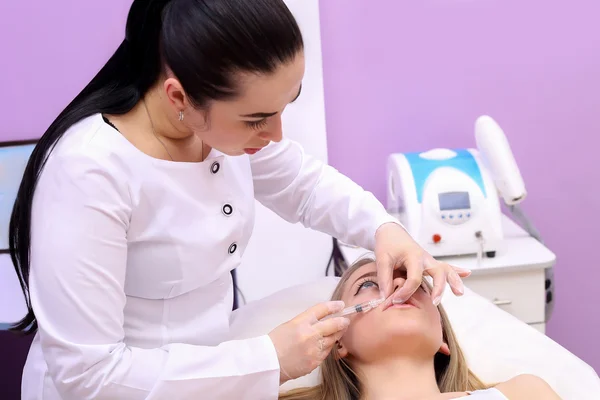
left=322, top=298, right=385, bottom=320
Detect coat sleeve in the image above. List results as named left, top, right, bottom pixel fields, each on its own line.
left=250, top=138, right=401, bottom=251
left=28, top=151, right=281, bottom=400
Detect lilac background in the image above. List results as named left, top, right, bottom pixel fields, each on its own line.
left=319, top=0, right=599, bottom=371
left=1, top=1, right=598, bottom=396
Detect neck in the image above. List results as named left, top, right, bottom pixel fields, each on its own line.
left=142, top=86, right=192, bottom=142
left=141, top=85, right=209, bottom=162
left=357, top=356, right=441, bottom=400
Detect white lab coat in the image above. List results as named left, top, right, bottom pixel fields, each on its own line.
left=21, top=114, right=397, bottom=400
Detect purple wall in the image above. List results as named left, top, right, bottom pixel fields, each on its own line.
left=1, top=0, right=598, bottom=391
left=319, top=0, right=600, bottom=371
left=1, top=2, right=131, bottom=397
left=0, top=1, right=130, bottom=142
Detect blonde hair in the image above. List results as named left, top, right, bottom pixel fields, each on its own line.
left=280, top=256, right=490, bottom=400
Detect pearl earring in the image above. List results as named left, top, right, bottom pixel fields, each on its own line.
left=179, top=111, right=184, bottom=121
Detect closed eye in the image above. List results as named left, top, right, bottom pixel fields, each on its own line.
left=245, top=119, right=269, bottom=130
left=242, top=85, right=302, bottom=130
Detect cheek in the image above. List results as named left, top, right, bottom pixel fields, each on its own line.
left=341, top=313, right=388, bottom=356
left=198, top=122, right=252, bottom=148
left=424, top=308, right=445, bottom=347
left=184, top=109, right=209, bottom=130
left=432, top=315, right=444, bottom=340
left=210, top=126, right=246, bottom=142
left=194, top=110, right=252, bottom=146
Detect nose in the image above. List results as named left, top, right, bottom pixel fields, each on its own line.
left=392, top=276, right=407, bottom=294
left=259, top=115, right=283, bottom=143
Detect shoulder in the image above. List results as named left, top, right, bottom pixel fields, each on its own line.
left=37, top=114, right=136, bottom=201
left=52, top=114, right=127, bottom=159
left=44, top=114, right=136, bottom=181
left=495, top=374, right=561, bottom=399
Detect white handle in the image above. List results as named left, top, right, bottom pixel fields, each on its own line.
left=475, top=115, right=527, bottom=205
left=493, top=298, right=512, bottom=306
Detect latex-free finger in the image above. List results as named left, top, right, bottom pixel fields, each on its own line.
left=448, top=269, right=465, bottom=296
left=430, top=259, right=465, bottom=296
left=314, top=316, right=350, bottom=337
left=391, top=256, right=423, bottom=304
left=428, top=267, right=448, bottom=306
left=303, top=301, right=345, bottom=323
left=375, top=253, right=395, bottom=299
left=452, top=265, right=472, bottom=278
left=320, top=331, right=346, bottom=354
left=332, top=328, right=346, bottom=343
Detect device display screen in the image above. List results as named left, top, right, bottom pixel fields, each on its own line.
left=438, top=192, right=471, bottom=211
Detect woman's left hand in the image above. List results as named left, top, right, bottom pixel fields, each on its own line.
left=374, top=222, right=472, bottom=307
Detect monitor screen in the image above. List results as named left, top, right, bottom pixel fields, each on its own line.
left=0, top=141, right=36, bottom=252
left=438, top=191, right=471, bottom=211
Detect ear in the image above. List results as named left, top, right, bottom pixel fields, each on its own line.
left=336, top=341, right=349, bottom=359
left=438, top=342, right=450, bottom=356
left=164, top=77, right=188, bottom=114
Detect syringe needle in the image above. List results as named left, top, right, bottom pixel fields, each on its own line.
left=322, top=298, right=384, bottom=321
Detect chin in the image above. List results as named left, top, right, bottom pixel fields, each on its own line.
left=218, top=148, right=245, bottom=156
left=382, top=318, right=434, bottom=338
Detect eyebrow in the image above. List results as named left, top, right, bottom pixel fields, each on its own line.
left=240, top=84, right=302, bottom=119
left=241, top=111, right=278, bottom=119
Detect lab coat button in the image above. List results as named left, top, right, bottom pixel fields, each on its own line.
left=228, top=243, right=238, bottom=254
left=211, top=161, right=220, bottom=174
left=222, top=204, right=233, bottom=216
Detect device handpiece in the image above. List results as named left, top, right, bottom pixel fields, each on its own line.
left=323, top=298, right=385, bottom=320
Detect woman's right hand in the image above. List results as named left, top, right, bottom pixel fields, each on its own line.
left=268, top=301, right=350, bottom=384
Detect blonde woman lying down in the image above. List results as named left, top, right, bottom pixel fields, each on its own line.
left=280, top=257, right=561, bottom=400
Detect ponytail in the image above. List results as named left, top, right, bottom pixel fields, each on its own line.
left=10, top=0, right=304, bottom=334
left=9, top=0, right=172, bottom=334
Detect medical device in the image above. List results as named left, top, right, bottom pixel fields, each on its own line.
left=386, top=115, right=527, bottom=258
left=323, top=298, right=384, bottom=320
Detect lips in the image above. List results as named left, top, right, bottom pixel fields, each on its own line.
left=244, top=144, right=268, bottom=155
left=383, top=297, right=418, bottom=312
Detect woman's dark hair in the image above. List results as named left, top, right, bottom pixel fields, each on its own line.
left=9, top=0, right=303, bottom=334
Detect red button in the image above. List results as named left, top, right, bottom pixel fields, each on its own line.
left=432, top=234, right=442, bottom=243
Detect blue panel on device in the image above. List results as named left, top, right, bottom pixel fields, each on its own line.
left=403, top=149, right=486, bottom=203
left=0, top=142, right=36, bottom=252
